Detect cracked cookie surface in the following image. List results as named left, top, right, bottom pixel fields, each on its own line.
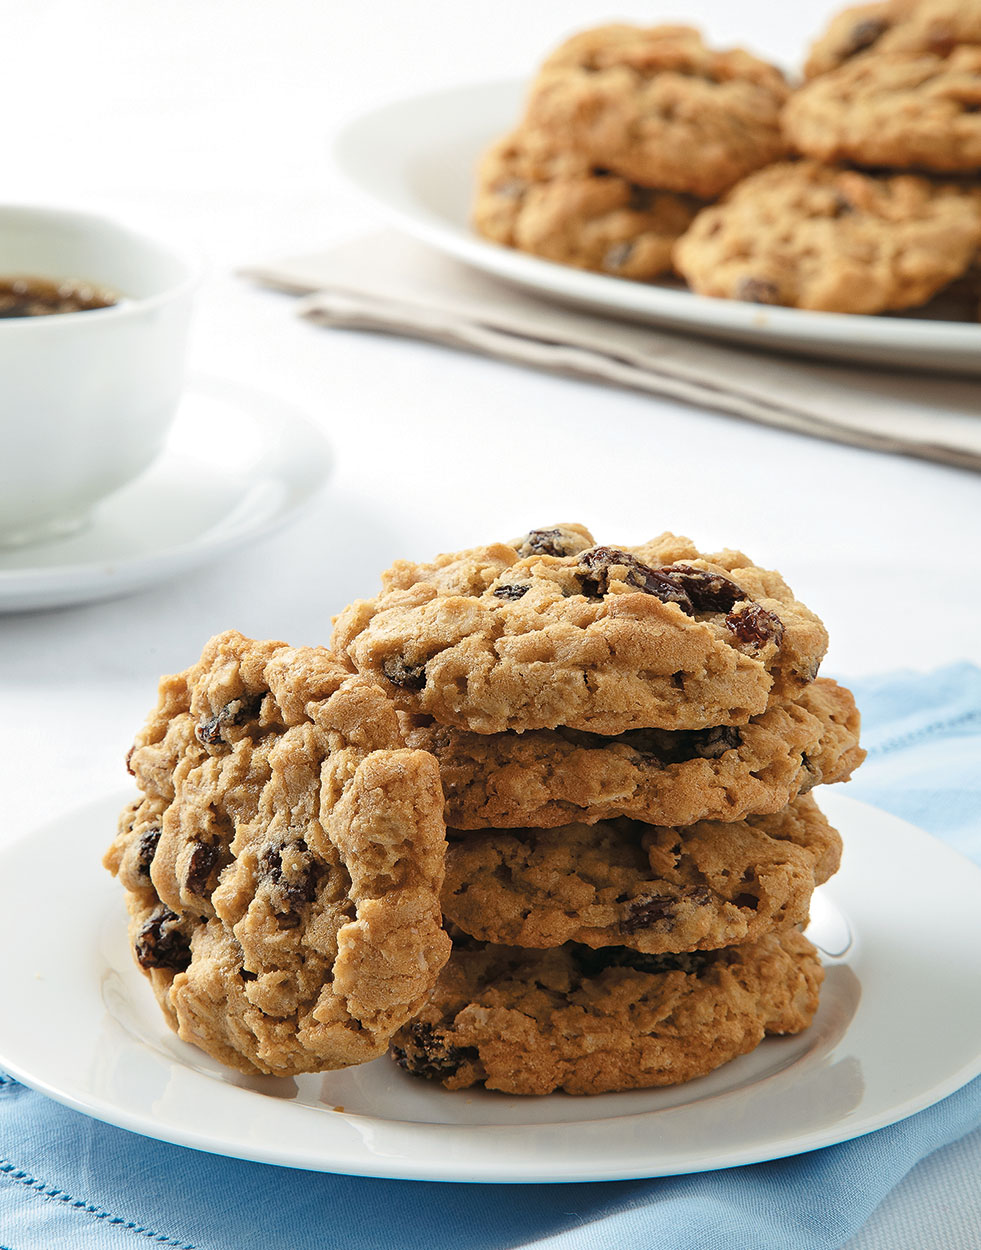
left=523, top=24, right=789, bottom=198
left=473, top=126, right=702, bottom=280
left=391, top=929, right=823, bottom=1095
left=406, top=677, right=863, bottom=830
left=785, top=48, right=981, bottom=172
left=674, top=161, right=981, bottom=313
left=104, top=630, right=450, bottom=1077
left=331, top=524, right=827, bottom=736
left=441, top=794, right=840, bottom=954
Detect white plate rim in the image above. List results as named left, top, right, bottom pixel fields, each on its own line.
left=0, top=790, right=979, bottom=1183
left=330, top=79, right=981, bottom=369
left=0, top=375, right=333, bottom=611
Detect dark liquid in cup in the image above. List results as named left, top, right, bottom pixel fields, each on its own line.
left=0, top=275, right=120, bottom=317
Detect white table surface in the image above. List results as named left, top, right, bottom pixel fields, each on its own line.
left=2, top=2, right=980, bottom=1246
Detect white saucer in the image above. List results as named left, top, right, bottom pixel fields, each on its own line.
left=0, top=791, right=978, bottom=1182
left=0, top=376, right=332, bottom=612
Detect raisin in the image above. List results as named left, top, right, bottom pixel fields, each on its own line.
left=514, top=527, right=588, bottom=558
left=831, top=192, right=854, bottom=217
left=595, top=722, right=739, bottom=766
left=573, top=944, right=710, bottom=977
left=258, top=838, right=324, bottom=925
left=621, top=895, right=676, bottom=933
left=382, top=656, right=427, bottom=690
left=603, top=241, right=634, bottom=272
left=735, top=277, right=782, bottom=305
left=240, top=968, right=258, bottom=982
left=628, top=186, right=654, bottom=212
left=689, top=725, right=741, bottom=760
left=393, top=1021, right=478, bottom=1080
left=258, top=843, right=285, bottom=883
left=844, top=16, right=888, bottom=56
left=125, top=745, right=137, bottom=776
left=196, top=694, right=263, bottom=747
left=134, top=826, right=161, bottom=881
left=725, top=603, right=784, bottom=649
left=185, top=841, right=220, bottom=896
left=577, top=547, right=694, bottom=611
left=493, top=584, right=529, bottom=600
left=620, top=949, right=710, bottom=976
left=923, top=24, right=956, bottom=57
left=283, top=866, right=322, bottom=910
left=658, top=564, right=744, bottom=614
left=733, top=892, right=759, bottom=910
left=135, top=908, right=191, bottom=972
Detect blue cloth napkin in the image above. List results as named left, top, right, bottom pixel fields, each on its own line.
left=3, top=665, right=980, bottom=1250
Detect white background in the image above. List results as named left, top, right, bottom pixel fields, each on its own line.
left=1, top=2, right=980, bottom=1246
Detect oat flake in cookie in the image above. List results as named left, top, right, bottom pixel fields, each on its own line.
left=441, top=794, right=841, bottom=954
left=104, top=630, right=451, bottom=1077
left=674, top=162, right=981, bottom=314
left=391, top=929, right=823, bottom=1096
left=407, top=677, right=863, bottom=830
left=331, top=525, right=827, bottom=735
left=523, top=24, right=789, bottom=199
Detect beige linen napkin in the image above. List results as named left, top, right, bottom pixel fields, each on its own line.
left=244, top=231, right=981, bottom=472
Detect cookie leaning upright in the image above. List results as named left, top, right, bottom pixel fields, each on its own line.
left=331, top=525, right=828, bottom=735
left=522, top=25, right=790, bottom=199
left=104, top=630, right=450, bottom=1077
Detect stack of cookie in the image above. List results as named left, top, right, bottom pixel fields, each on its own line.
left=678, top=0, right=981, bottom=314
left=473, top=25, right=789, bottom=282
left=476, top=11, right=981, bottom=318
left=331, top=525, right=865, bottom=1096
left=105, top=526, right=863, bottom=1095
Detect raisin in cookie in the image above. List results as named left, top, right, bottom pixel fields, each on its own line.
left=473, top=127, right=701, bottom=280
left=105, top=630, right=451, bottom=1077
left=674, top=162, right=981, bottom=313
left=391, top=929, right=822, bottom=1095
left=441, top=794, right=840, bottom=954
left=331, top=525, right=827, bottom=736
left=523, top=25, right=789, bottom=198
left=804, top=2, right=903, bottom=78
left=804, top=0, right=981, bottom=79
left=406, top=677, right=863, bottom=830
left=785, top=48, right=981, bottom=172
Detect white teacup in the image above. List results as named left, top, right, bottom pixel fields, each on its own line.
left=0, top=206, right=198, bottom=548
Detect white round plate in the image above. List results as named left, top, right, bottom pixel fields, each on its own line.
left=0, top=376, right=332, bottom=612
left=332, top=81, right=981, bottom=375
left=0, top=792, right=979, bottom=1183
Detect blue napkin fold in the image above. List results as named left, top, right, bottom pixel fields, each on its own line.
left=3, top=664, right=980, bottom=1250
